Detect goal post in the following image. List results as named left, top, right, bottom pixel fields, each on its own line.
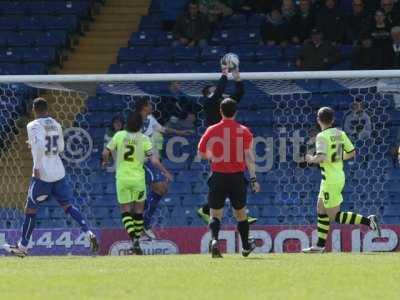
left=0, top=71, right=399, bottom=254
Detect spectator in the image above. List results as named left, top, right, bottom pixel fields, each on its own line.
left=296, top=29, right=341, bottom=70
left=159, top=81, right=202, bottom=126
left=343, top=98, right=372, bottom=140
left=288, top=0, right=315, bottom=44
left=367, top=10, right=392, bottom=49
left=347, top=0, right=371, bottom=44
left=381, top=0, right=399, bottom=26
left=261, top=8, right=289, bottom=46
left=173, top=1, right=210, bottom=47
left=352, top=35, right=380, bottom=69
left=236, top=0, right=273, bottom=13
left=199, top=0, right=233, bottom=25
left=281, top=0, right=297, bottom=23
left=381, top=26, right=400, bottom=68
left=316, top=0, right=346, bottom=44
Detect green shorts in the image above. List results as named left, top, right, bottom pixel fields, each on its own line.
left=318, top=180, right=345, bottom=208
left=116, top=178, right=146, bottom=204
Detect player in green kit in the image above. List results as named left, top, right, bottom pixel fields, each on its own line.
left=102, top=112, right=173, bottom=255
left=302, top=107, right=381, bottom=253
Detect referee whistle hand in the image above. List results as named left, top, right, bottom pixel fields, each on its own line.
left=250, top=181, right=260, bottom=193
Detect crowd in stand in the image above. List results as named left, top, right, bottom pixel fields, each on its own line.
left=169, top=0, right=400, bottom=70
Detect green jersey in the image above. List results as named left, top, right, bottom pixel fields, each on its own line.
left=315, top=127, right=355, bottom=182
left=107, top=130, right=153, bottom=180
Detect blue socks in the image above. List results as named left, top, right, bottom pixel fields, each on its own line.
left=144, top=191, right=163, bottom=229
left=66, top=206, right=89, bottom=232
left=21, top=213, right=36, bottom=247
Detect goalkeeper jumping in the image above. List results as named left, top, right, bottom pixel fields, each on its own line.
left=197, top=60, right=257, bottom=225
left=302, top=107, right=381, bottom=253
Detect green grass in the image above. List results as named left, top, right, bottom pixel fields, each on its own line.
left=0, top=254, right=399, bottom=300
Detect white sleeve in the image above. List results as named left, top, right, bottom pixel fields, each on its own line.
left=57, top=123, right=64, bottom=153
left=151, top=115, right=166, bottom=134
left=28, top=123, right=46, bottom=169
left=315, top=134, right=328, bottom=155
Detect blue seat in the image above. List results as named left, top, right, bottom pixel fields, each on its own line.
left=200, top=46, right=226, bottom=62
left=147, top=46, right=174, bottom=62
left=0, top=63, right=23, bottom=74
left=255, top=46, right=283, bottom=61
left=160, top=0, right=187, bottom=22
left=236, top=29, right=261, bottom=45
left=174, top=46, right=200, bottom=62
left=92, top=207, right=110, bottom=219
left=7, top=32, right=35, bottom=47
left=192, top=182, right=208, bottom=194
left=18, top=17, right=43, bottom=31
left=129, top=31, right=157, bottom=47
left=211, top=30, right=238, bottom=46
left=118, top=47, right=148, bottom=63
left=140, top=15, right=162, bottom=30
left=220, top=14, right=247, bottom=29
left=157, top=31, right=174, bottom=46
left=0, top=17, right=19, bottom=30
left=35, top=32, right=65, bottom=48
left=22, top=47, right=56, bottom=64
left=0, top=49, right=21, bottom=63
left=229, top=45, right=256, bottom=61
left=169, top=182, right=192, bottom=194
left=24, top=63, right=47, bottom=74
left=248, top=14, right=265, bottom=28
left=42, top=16, right=79, bottom=33
left=284, top=46, right=301, bottom=60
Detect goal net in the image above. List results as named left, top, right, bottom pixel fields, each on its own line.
left=0, top=71, right=399, bottom=254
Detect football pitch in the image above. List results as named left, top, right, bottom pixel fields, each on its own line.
left=0, top=254, right=399, bottom=300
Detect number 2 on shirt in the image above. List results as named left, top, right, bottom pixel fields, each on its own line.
left=124, top=145, right=135, bottom=161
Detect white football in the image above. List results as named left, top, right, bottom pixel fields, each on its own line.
left=220, top=53, right=240, bottom=72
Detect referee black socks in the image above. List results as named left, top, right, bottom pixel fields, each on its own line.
left=237, top=220, right=250, bottom=250
left=209, top=217, right=221, bottom=240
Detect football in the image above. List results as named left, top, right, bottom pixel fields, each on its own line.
left=220, top=53, right=240, bottom=72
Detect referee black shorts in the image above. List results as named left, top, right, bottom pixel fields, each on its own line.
left=207, top=172, right=248, bottom=210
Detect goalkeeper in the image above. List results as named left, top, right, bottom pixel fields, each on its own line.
left=302, top=107, right=381, bottom=253
left=102, top=112, right=171, bottom=255
left=197, top=62, right=258, bottom=225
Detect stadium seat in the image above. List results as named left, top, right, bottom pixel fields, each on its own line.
left=220, top=14, right=247, bottom=29
left=118, top=47, right=148, bottom=63
left=174, top=46, right=200, bottom=62
left=139, top=15, right=162, bottom=30
left=200, top=46, right=226, bottom=62
left=129, top=31, right=158, bottom=47
left=147, top=47, right=174, bottom=62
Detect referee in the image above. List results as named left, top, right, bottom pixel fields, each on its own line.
left=198, top=98, right=260, bottom=258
